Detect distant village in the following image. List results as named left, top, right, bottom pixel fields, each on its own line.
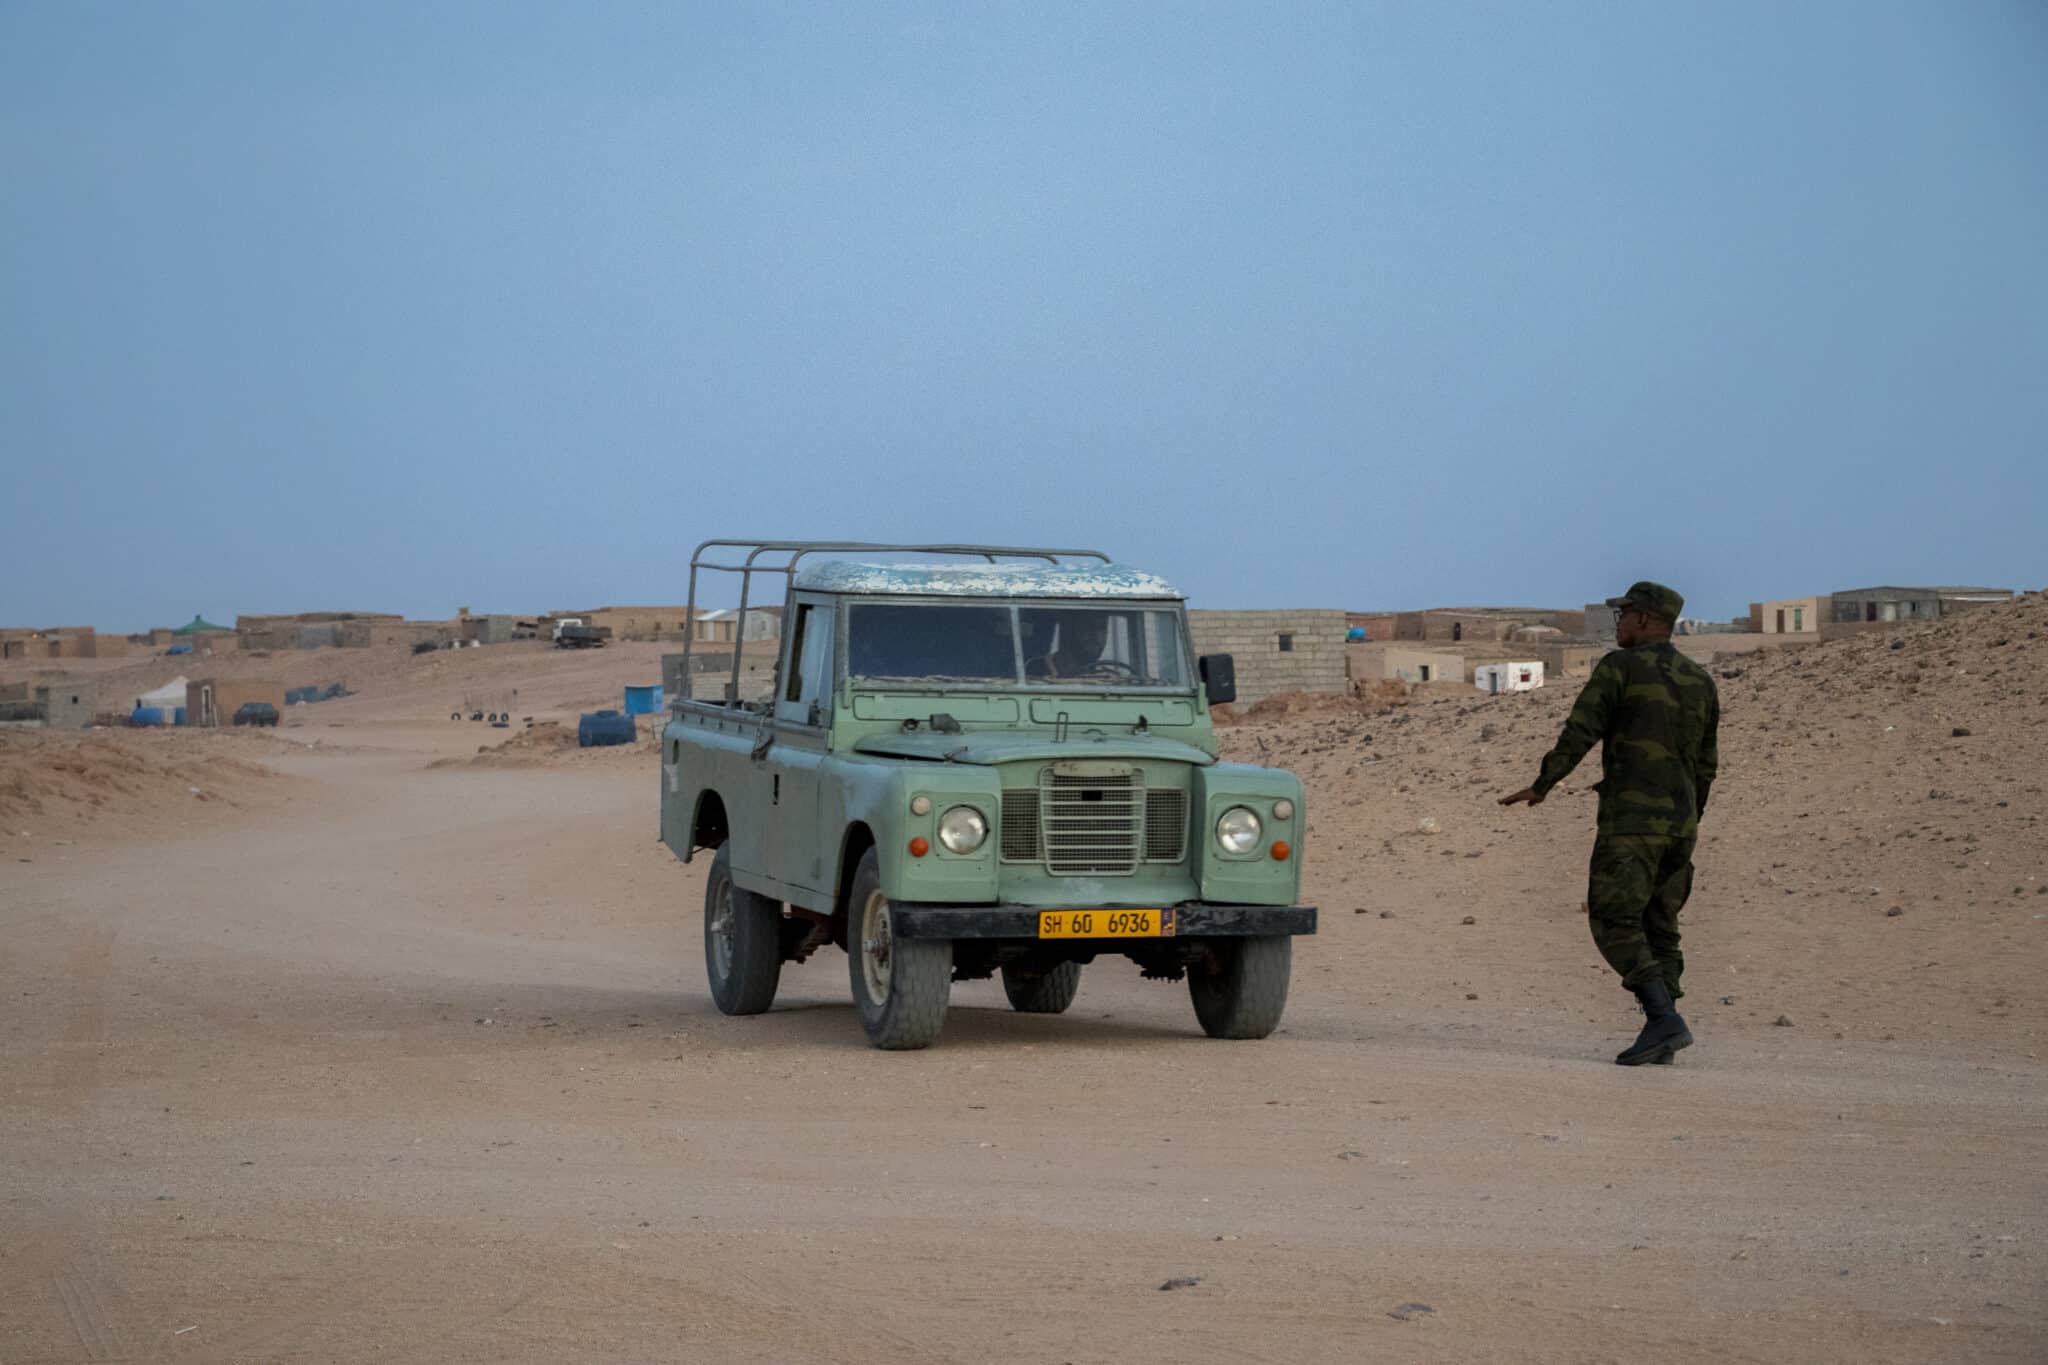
left=1339, top=583, right=2016, bottom=695
left=0, top=583, right=2020, bottom=730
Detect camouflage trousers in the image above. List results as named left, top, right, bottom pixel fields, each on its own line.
left=1586, top=833, right=1695, bottom=997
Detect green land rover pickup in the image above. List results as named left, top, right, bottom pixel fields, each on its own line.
left=661, top=541, right=1316, bottom=1050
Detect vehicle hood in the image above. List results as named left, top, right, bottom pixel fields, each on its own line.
left=850, top=730, right=1216, bottom=766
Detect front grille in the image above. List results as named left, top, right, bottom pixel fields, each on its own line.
left=1041, top=767, right=1142, bottom=875
left=1002, top=770, right=1187, bottom=873
left=1144, top=789, right=1187, bottom=862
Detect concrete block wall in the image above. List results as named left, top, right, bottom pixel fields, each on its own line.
left=1419, top=612, right=1517, bottom=643
left=1186, top=609, right=1348, bottom=704
left=1346, top=612, right=1402, bottom=642
left=663, top=650, right=774, bottom=703
left=36, top=679, right=96, bottom=729
left=584, top=607, right=697, bottom=641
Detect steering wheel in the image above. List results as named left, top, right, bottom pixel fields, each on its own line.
left=1079, top=658, right=1141, bottom=678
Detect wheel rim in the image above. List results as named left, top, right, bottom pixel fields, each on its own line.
left=709, top=876, right=736, bottom=980
left=860, top=889, right=893, bottom=1003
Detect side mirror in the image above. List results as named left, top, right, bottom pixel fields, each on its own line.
left=1198, top=654, right=1237, bottom=706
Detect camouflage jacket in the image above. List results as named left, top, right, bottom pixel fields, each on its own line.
left=1530, top=642, right=1720, bottom=836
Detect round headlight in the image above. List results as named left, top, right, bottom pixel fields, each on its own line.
left=1216, top=806, right=1262, bottom=855
left=909, top=794, right=932, bottom=816
left=1272, top=798, right=1295, bottom=821
left=937, top=805, right=988, bottom=854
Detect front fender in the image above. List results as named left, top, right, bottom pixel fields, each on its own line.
left=826, top=757, right=1003, bottom=905
left=1193, top=763, right=1304, bottom=905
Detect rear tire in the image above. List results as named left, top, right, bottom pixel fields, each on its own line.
left=846, top=848, right=950, bottom=1049
left=1001, top=960, right=1082, bottom=1014
left=704, top=842, right=783, bottom=1015
left=1188, top=936, right=1292, bottom=1039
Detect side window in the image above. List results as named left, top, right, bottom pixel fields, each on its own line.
left=777, top=601, right=836, bottom=725
left=783, top=606, right=810, bottom=704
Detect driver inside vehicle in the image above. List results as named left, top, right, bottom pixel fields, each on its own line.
left=1027, top=610, right=1112, bottom=678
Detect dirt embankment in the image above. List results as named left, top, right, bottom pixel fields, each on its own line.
left=1219, top=591, right=2048, bottom=1052
left=0, top=728, right=302, bottom=845
left=429, top=715, right=663, bottom=770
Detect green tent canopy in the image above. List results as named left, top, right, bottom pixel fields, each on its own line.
left=172, top=615, right=231, bottom=635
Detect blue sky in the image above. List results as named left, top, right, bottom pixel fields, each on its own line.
left=2, top=2, right=2043, bottom=630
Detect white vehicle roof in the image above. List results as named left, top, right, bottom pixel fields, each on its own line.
left=791, top=560, right=1182, bottom=600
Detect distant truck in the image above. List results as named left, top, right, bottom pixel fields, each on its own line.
left=660, top=540, right=1316, bottom=1050
left=552, top=618, right=611, bottom=649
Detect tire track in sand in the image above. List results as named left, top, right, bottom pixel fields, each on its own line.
left=52, top=924, right=116, bottom=1103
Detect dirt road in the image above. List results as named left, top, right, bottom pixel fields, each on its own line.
left=3, top=712, right=2040, bottom=1365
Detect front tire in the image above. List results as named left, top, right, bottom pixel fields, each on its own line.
left=846, top=848, right=951, bottom=1049
left=704, top=842, right=783, bottom=1015
left=1188, top=936, right=1292, bottom=1039
left=1001, top=960, right=1082, bottom=1014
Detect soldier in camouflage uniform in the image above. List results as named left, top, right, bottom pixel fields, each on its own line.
left=1500, top=582, right=1720, bottom=1066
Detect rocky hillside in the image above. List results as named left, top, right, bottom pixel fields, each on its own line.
left=1222, top=592, right=2048, bottom=1054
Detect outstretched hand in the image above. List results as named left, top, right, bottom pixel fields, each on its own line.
left=1498, top=786, right=1545, bottom=807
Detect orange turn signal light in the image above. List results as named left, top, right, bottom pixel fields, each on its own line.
left=1270, top=840, right=1291, bottom=861
left=909, top=837, right=930, bottom=857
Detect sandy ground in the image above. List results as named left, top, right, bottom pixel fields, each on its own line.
left=2, top=604, right=2044, bottom=1363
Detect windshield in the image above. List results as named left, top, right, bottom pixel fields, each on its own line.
left=846, top=602, right=1191, bottom=689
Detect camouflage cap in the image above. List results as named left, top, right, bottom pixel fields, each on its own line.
left=1606, top=581, right=1684, bottom=623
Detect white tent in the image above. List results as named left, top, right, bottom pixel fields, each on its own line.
left=135, top=675, right=189, bottom=712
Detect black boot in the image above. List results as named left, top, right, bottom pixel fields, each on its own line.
left=1616, top=978, right=1693, bottom=1066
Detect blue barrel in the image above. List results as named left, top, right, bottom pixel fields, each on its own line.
left=129, top=707, right=164, bottom=726
left=623, top=684, right=664, bottom=716
left=173, top=706, right=188, bottom=725
left=1346, top=626, right=1367, bottom=642
left=578, top=710, right=636, bottom=747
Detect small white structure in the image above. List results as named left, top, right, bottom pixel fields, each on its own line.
left=1474, top=661, right=1544, bottom=694
left=135, top=675, right=190, bottom=712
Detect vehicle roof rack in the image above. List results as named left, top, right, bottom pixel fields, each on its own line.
left=679, top=541, right=1111, bottom=705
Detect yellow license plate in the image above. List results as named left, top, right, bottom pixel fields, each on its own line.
left=1038, top=909, right=1170, bottom=939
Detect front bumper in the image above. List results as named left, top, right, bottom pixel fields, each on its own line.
left=889, top=902, right=1317, bottom=941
